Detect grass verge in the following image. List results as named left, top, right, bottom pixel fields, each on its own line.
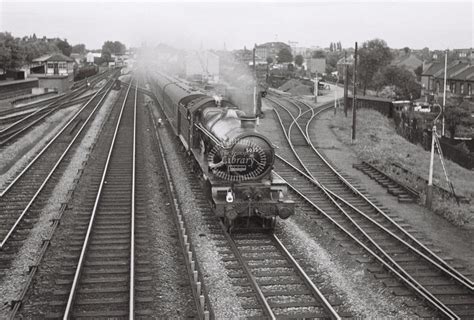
left=329, top=109, right=473, bottom=227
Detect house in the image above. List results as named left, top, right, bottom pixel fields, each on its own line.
left=447, top=65, right=474, bottom=96
left=421, top=61, right=447, bottom=97
left=30, top=53, right=74, bottom=93
left=421, top=61, right=474, bottom=100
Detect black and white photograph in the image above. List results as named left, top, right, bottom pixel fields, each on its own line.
left=0, top=0, right=473, bottom=318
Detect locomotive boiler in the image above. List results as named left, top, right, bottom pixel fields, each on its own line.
left=148, top=71, right=294, bottom=231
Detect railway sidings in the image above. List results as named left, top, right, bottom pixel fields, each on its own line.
left=266, top=94, right=474, bottom=319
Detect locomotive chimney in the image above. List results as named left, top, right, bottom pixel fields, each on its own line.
left=240, top=116, right=257, bottom=129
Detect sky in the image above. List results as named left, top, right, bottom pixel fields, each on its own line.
left=0, top=1, right=473, bottom=51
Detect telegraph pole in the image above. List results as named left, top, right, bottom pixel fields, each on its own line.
left=351, top=42, right=358, bottom=142
left=442, top=49, right=448, bottom=136
left=344, top=51, right=349, bottom=117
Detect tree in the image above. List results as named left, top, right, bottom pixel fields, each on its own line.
left=0, top=33, right=14, bottom=69
left=276, top=48, right=292, bottom=63
left=101, top=50, right=112, bottom=63
left=403, top=46, right=410, bottom=55
left=444, top=104, right=473, bottom=138
left=312, top=50, right=325, bottom=59
left=55, top=39, right=72, bottom=56
left=287, top=63, right=294, bottom=72
left=266, top=57, right=273, bottom=64
left=372, top=65, right=420, bottom=100
left=330, top=42, right=334, bottom=52
left=102, top=40, right=126, bottom=56
left=357, top=38, right=392, bottom=95
left=325, top=51, right=344, bottom=74
left=72, top=44, right=86, bottom=54
left=294, top=54, right=304, bottom=66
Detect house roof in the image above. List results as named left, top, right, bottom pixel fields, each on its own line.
left=434, top=62, right=471, bottom=79
left=33, top=53, right=74, bottom=63
left=451, top=65, right=474, bottom=81
left=392, top=54, right=423, bottom=70
left=422, top=62, right=444, bottom=76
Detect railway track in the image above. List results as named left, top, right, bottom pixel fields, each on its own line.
left=0, top=93, right=94, bottom=127
left=57, top=80, right=154, bottom=318
left=223, top=229, right=341, bottom=319
left=0, top=77, right=116, bottom=279
left=267, top=95, right=474, bottom=319
left=0, top=69, right=116, bottom=146
left=168, top=164, right=343, bottom=319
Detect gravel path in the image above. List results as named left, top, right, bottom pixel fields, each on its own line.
left=0, top=90, right=119, bottom=318
left=140, top=95, right=196, bottom=317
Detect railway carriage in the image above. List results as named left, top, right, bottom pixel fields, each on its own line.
left=148, top=71, right=294, bottom=231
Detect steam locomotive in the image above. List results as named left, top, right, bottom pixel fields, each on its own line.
left=148, top=71, right=294, bottom=231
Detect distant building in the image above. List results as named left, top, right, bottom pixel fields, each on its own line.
left=255, top=42, right=292, bottom=61
left=307, top=58, right=326, bottom=75
left=86, top=52, right=101, bottom=64
left=291, top=47, right=309, bottom=58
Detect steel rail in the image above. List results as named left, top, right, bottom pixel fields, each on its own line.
left=63, top=81, right=133, bottom=319
left=325, top=186, right=472, bottom=290
left=272, top=234, right=341, bottom=320
left=0, top=82, right=114, bottom=249
left=274, top=156, right=459, bottom=320
left=0, top=82, right=97, bottom=137
left=266, top=96, right=310, bottom=146
left=130, top=79, right=137, bottom=319
left=0, top=83, right=111, bottom=198
left=0, top=93, right=95, bottom=126
left=302, top=100, right=474, bottom=291
left=270, top=98, right=460, bottom=318
left=220, top=224, right=276, bottom=320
